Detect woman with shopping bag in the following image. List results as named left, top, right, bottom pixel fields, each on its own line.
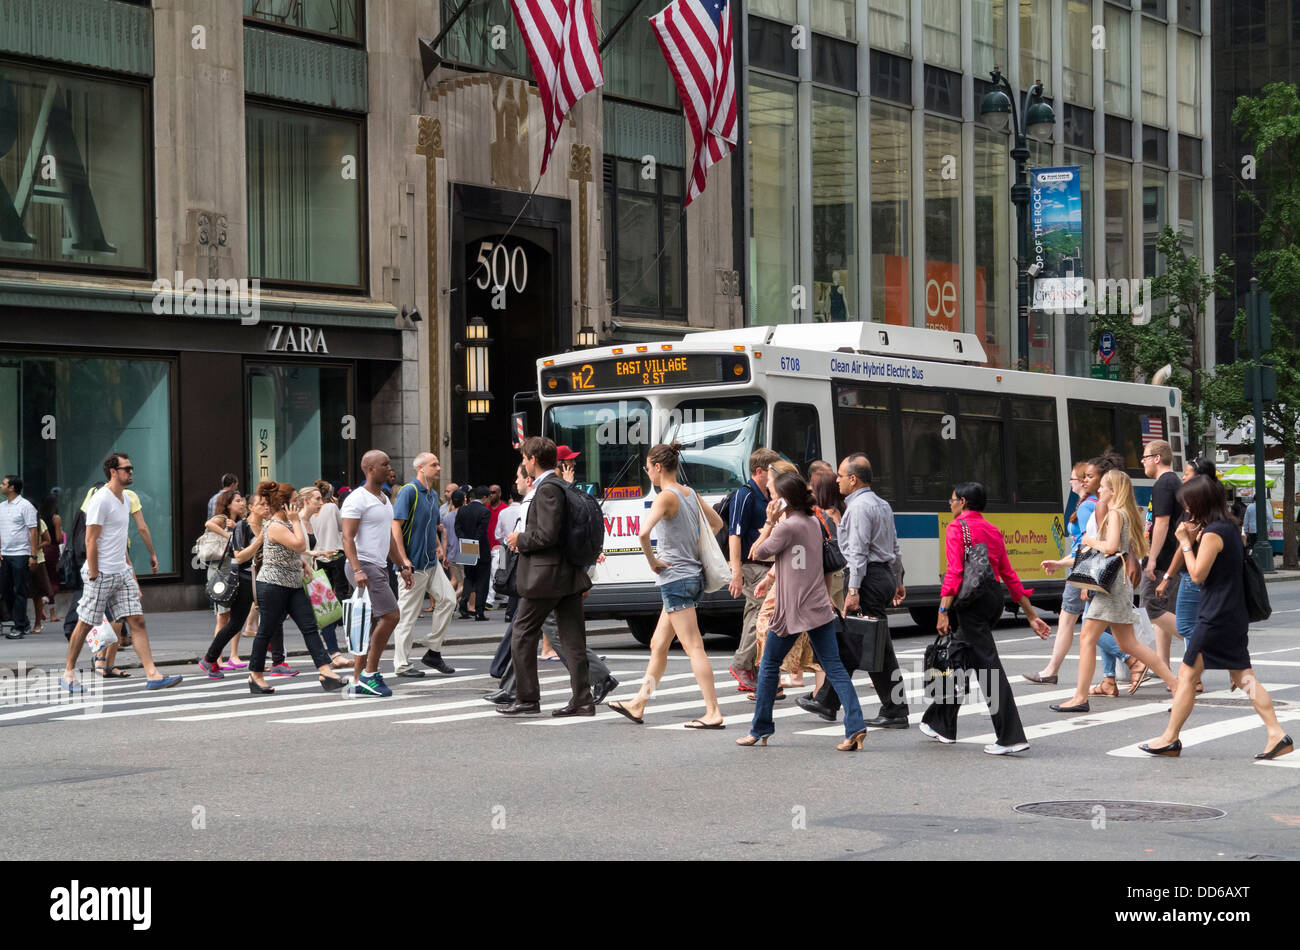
left=607, top=442, right=727, bottom=729
left=246, top=481, right=348, bottom=695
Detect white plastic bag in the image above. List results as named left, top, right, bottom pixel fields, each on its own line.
left=343, top=587, right=373, bottom=657
left=696, top=494, right=730, bottom=593
left=1133, top=608, right=1156, bottom=650
left=86, top=618, right=118, bottom=654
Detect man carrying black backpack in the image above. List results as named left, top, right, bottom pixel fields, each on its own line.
left=499, top=437, right=594, bottom=717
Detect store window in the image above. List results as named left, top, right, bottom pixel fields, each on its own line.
left=246, top=104, right=364, bottom=289
left=1177, top=31, right=1200, bottom=136
left=0, top=63, right=150, bottom=272
left=243, top=0, right=362, bottom=43
left=975, top=127, right=1011, bottom=369
left=1141, top=17, right=1168, bottom=127
left=972, top=0, right=1007, bottom=79
left=869, top=0, right=911, bottom=56
left=813, top=0, right=856, bottom=39
left=604, top=0, right=678, bottom=107
left=748, top=73, right=799, bottom=326
left=1063, top=0, right=1094, bottom=106
left=0, top=354, right=173, bottom=575
left=812, top=88, right=857, bottom=323
left=1019, top=0, right=1052, bottom=95
left=603, top=157, right=686, bottom=320
left=1105, top=158, right=1133, bottom=282
left=923, top=116, right=962, bottom=334
left=438, top=0, right=531, bottom=78
left=924, top=0, right=961, bottom=69
left=247, top=363, right=353, bottom=491
left=1064, top=148, right=1095, bottom=377
left=1103, top=5, right=1131, bottom=116
left=870, top=101, right=911, bottom=327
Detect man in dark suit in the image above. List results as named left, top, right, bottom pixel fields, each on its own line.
left=455, top=485, right=492, bottom=620
left=499, top=437, right=593, bottom=717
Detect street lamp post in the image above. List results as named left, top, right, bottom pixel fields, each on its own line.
left=979, top=68, right=1056, bottom=372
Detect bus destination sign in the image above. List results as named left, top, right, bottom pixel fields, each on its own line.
left=541, top=353, right=750, bottom=394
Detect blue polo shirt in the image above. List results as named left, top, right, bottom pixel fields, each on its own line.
left=392, top=481, right=442, bottom=570
left=727, top=478, right=768, bottom=563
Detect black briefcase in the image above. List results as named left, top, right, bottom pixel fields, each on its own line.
left=842, top=613, right=890, bottom=673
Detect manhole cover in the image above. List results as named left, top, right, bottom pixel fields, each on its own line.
left=1197, top=697, right=1268, bottom=709
left=1014, top=800, right=1226, bottom=822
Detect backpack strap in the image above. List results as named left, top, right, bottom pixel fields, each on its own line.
left=399, top=483, right=419, bottom=546
left=814, top=506, right=833, bottom=541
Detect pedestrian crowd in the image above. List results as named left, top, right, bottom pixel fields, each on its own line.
left=1, top=432, right=1288, bottom=761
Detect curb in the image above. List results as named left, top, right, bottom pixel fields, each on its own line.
left=1264, top=573, right=1300, bottom=585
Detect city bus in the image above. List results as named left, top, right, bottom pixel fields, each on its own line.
left=533, top=322, right=1184, bottom=645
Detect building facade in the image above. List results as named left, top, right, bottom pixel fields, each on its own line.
left=0, top=0, right=1214, bottom=605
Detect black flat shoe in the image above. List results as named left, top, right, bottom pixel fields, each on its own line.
left=1139, top=739, right=1182, bottom=757
left=1255, top=735, right=1294, bottom=760
left=248, top=678, right=275, bottom=694
left=1050, top=702, right=1091, bottom=713
left=319, top=674, right=347, bottom=692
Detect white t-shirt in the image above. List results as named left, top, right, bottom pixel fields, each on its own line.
left=85, top=487, right=131, bottom=574
left=0, top=495, right=37, bottom=557
left=495, top=502, right=522, bottom=543
left=341, top=488, right=392, bottom=566
left=312, top=502, right=343, bottom=550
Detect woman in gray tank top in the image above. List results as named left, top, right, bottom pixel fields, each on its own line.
left=608, top=442, right=727, bottom=729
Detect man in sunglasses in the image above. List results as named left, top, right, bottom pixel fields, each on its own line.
left=61, top=452, right=182, bottom=694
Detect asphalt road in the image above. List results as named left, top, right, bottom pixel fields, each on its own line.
left=2, top=587, right=1298, bottom=862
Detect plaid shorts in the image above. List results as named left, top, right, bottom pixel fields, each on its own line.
left=77, top=568, right=143, bottom=622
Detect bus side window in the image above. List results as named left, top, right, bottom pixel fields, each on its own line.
left=1069, top=402, right=1115, bottom=463
left=833, top=384, right=895, bottom=502
left=1011, top=398, right=1061, bottom=505
left=956, top=393, right=1006, bottom=501
left=772, top=403, right=820, bottom=475
left=899, top=390, right=953, bottom=503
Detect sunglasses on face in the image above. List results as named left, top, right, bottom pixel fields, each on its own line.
left=116, top=466, right=134, bottom=474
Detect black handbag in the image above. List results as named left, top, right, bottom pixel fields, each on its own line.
left=1243, top=553, right=1272, bottom=622
left=923, top=632, right=973, bottom=701
left=955, top=519, right=998, bottom=607
left=1066, top=544, right=1123, bottom=593
left=842, top=612, right=890, bottom=673
left=815, top=508, right=847, bottom=574
left=494, top=547, right=518, bottom=597
left=205, top=537, right=240, bottom=606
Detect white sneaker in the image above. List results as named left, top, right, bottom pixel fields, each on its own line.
left=983, top=742, right=1030, bottom=755
left=919, top=722, right=955, bottom=744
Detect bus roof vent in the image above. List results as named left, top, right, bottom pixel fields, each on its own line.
left=761, top=322, right=986, bottom=363
left=688, top=325, right=774, bottom=346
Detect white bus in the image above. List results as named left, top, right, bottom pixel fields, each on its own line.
left=534, top=322, right=1184, bottom=645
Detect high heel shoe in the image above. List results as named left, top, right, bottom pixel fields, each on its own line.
left=319, top=674, right=347, bottom=692
left=1138, top=739, right=1182, bottom=756
left=1255, top=735, right=1294, bottom=760
left=836, top=730, right=867, bottom=752
left=736, top=735, right=768, bottom=747
left=248, top=678, right=275, bottom=694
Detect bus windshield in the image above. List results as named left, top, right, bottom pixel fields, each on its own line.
left=671, top=396, right=766, bottom=495
left=544, top=399, right=651, bottom=499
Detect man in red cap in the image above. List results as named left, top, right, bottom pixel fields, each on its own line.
left=555, top=444, right=581, bottom=484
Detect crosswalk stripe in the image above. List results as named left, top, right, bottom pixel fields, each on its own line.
left=1106, top=689, right=1300, bottom=758
left=533, top=677, right=744, bottom=726
left=793, top=684, right=1081, bottom=736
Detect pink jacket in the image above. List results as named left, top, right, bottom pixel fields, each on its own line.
left=939, top=511, right=1033, bottom=603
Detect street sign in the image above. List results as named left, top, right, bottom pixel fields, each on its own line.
left=1098, top=331, right=1116, bottom=365
left=1089, top=364, right=1107, bottom=380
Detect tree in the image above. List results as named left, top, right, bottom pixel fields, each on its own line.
left=1203, top=83, right=1300, bottom=568
left=1089, top=226, right=1233, bottom=456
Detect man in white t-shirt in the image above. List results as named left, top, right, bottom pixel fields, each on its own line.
left=62, top=452, right=182, bottom=693
left=342, top=449, right=413, bottom=697
left=0, top=474, right=39, bottom=638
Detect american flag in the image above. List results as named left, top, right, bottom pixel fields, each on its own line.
left=1141, top=416, right=1165, bottom=448
left=509, top=0, right=604, bottom=176
left=650, top=0, right=737, bottom=205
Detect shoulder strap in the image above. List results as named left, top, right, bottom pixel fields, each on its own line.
left=814, top=506, right=833, bottom=540
left=960, top=518, right=972, bottom=550
left=400, top=483, right=419, bottom=544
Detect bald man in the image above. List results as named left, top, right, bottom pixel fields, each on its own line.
left=342, top=450, right=413, bottom=697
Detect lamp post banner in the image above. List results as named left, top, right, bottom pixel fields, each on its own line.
left=1029, top=165, right=1084, bottom=312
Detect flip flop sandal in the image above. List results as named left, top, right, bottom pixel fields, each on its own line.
left=685, top=719, right=726, bottom=729
left=104, top=667, right=131, bottom=678
left=1128, top=666, right=1152, bottom=695
left=607, top=702, right=644, bottom=724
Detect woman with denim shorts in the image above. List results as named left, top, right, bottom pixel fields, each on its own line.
left=608, top=442, right=727, bottom=729
left=1027, top=462, right=1094, bottom=684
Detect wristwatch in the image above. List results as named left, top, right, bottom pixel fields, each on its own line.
left=937, top=606, right=948, bottom=614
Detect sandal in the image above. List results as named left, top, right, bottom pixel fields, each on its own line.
left=607, top=701, right=644, bottom=724
left=685, top=718, right=726, bottom=729
left=104, top=667, right=131, bottom=678
left=1090, top=677, right=1119, bottom=697
left=93, top=658, right=106, bottom=676
left=1128, top=664, right=1151, bottom=695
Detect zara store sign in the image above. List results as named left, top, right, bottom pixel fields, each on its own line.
left=265, top=324, right=329, bottom=354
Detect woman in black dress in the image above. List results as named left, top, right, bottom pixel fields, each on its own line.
left=1139, top=476, right=1293, bottom=759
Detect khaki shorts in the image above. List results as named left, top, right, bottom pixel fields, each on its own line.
left=346, top=561, right=399, bottom=617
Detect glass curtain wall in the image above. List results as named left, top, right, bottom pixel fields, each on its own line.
left=1105, top=159, right=1134, bottom=286
left=748, top=74, right=799, bottom=326
left=1178, top=175, right=1200, bottom=260
left=1104, top=5, right=1131, bottom=115
left=1019, top=0, right=1052, bottom=93
left=813, top=0, right=856, bottom=38
left=812, top=89, right=857, bottom=322
left=923, top=117, right=962, bottom=333
left=973, top=0, right=1008, bottom=78
left=870, top=101, right=911, bottom=326
left=1141, top=17, right=1168, bottom=127
left=1177, top=30, right=1200, bottom=135
left=0, top=354, right=173, bottom=575
left=869, top=0, right=912, bottom=55
left=975, top=128, right=1011, bottom=369
left=1143, top=167, right=1168, bottom=280
left=924, top=0, right=962, bottom=69
left=1063, top=0, right=1094, bottom=106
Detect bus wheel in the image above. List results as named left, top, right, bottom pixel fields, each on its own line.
left=907, top=606, right=939, bottom=632
left=626, top=616, right=657, bottom=646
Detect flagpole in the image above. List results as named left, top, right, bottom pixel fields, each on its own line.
left=599, top=0, right=649, bottom=52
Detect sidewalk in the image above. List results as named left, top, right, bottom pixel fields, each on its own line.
left=0, top=605, right=629, bottom=674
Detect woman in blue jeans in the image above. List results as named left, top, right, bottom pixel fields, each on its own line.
left=608, top=442, right=726, bottom=728
left=738, top=471, right=866, bottom=750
